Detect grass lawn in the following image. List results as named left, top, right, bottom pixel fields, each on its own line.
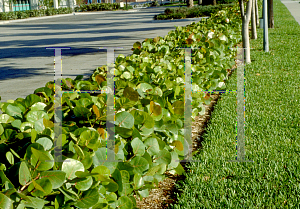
left=168, top=0, right=300, bottom=207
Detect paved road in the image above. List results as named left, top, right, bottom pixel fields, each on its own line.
left=0, top=8, right=202, bottom=107
left=280, top=0, right=300, bottom=25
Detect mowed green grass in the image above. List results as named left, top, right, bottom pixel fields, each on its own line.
left=169, top=0, right=300, bottom=208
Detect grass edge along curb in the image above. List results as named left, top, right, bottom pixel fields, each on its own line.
left=168, top=0, right=300, bottom=208
left=0, top=4, right=243, bottom=209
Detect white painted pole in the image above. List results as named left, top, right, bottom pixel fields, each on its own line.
left=263, top=0, right=269, bottom=52
left=54, top=0, right=58, bottom=9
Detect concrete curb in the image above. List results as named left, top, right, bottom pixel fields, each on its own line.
left=151, top=16, right=209, bottom=23
left=0, top=9, right=141, bottom=25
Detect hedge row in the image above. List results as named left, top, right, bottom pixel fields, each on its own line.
left=0, top=3, right=242, bottom=209
left=74, top=3, right=132, bottom=12
left=154, top=3, right=235, bottom=20
left=0, top=3, right=129, bottom=21
left=0, top=7, right=73, bottom=20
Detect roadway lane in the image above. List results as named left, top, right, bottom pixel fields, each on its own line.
left=0, top=8, right=201, bottom=107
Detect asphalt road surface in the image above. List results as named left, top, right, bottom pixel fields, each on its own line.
left=0, top=7, right=202, bottom=108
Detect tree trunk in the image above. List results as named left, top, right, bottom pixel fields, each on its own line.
left=187, top=0, right=193, bottom=7
left=213, top=0, right=216, bottom=5
left=268, top=0, right=274, bottom=28
left=198, top=0, right=202, bottom=5
left=251, top=0, right=257, bottom=39
left=255, top=0, right=259, bottom=26
left=240, top=0, right=252, bottom=63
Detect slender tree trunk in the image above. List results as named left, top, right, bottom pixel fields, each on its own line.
left=251, top=0, right=257, bottom=39
left=198, top=0, right=202, bottom=5
left=255, top=0, right=259, bottom=26
left=239, top=0, right=253, bottom=63
left=268, top=0, right=274, bottom=28
left=187, top=0, right=193, bottom=7
left=213, top=0, right=216, bottom=5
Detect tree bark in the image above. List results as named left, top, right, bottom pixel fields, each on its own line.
left=268, top=0, right=274, bottom=28
left=187, top=0, right=194, bottom=7
left=255, top=0, right=259, bottom=26
left=213, top=0, right=216, bottom=5
left=239, top=0, right=252, bottom=63
left=198, top=0, right=202, bottom=5
left=251, top=0, right=257, bottom=39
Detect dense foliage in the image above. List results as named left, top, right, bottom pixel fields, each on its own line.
left=154, top=3, right=234, bottom=20
left=0, top=4, right=242, bottom=209
left=74, top=3, right=132, bottom=12
left=0, top=7, right=73, bottom=20
left=0, top=3, right=128, bottom=21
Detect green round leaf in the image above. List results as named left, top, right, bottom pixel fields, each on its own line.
left=0, top=192, right=13, bottom=209
left=75, top=176, right=93, bottom=191
left=6, top=104, right=23, bottom=119
left=36, top=137, right=53, bottom=151
left=6, top=152, right=14, bottom=165
left=20, top=122, right=34, bottom=132
left=79, top=130, right=101, bottom=151
left=28, top=178, right=52, bottom=197
left=19, top=161, right=31, bottom=186
left=123, top=72, right=132, bottom=80
left=74, top=105, right=92, bottom=118
left=40, top=170, right=66, bottom=189
left=0, top=114, right=15, bottom=123
left=24, top=94, right=41, bottom=108
left=30, top=148, right=54, bottom=171
left=11, top=119, right=22, bottom=129
left=74, top=188, right=100, bottom=208
left=117, top=196, right=133, bottom=209
left=133, top=173, right=144, bottom=190
left=137, top=83, right=153, bottom=94
left=103, top=179, right=119, bottom=192
left=62, top=158, right=85, bottom=180
left=115, top=111, right=134, bottom=129
left=129, top=156, right=149, bottom=175
left=91, top=165, right=110, bottom=181
left=156, top=149, right=171, bottom=165
left=131, top=138, right=146, bottom=156
left=144, top=137, right=160, bottom=156
left=31, top=102, right=47, bottom=111
left=26, top=110, right=49, bottom=123
left=34, top=87, right=52, bottom=98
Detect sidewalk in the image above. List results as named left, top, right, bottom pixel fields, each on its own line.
left=280, top=0, right=300, bottom=25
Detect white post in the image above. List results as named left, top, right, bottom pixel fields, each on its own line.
left=69, top=0, right=74, bottom=9
left=263, top=0, right=269, bottom=52
left=53, top=0, right=58, bottom=9
left=0, top=0, right=4, bottom=12
left=2, top=0, right=11, bottom=12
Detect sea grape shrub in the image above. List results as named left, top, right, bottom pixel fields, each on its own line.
left=0, top=4, right=242, bottom=209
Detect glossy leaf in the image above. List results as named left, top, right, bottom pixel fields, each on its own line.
left=74, top=188, right=100, bottom=208
left=28, top=178, right=52, bottom=197
left=36, top=137, right=53, bottom=151
left=75, top=176, right=93, bottom=191
left=115, top=111, right=134, bottom=129
left=62, top=158, right=85, bottom=180
left=40, top=171, right=66, bottom=189
left=156, top=149, right=171, bottom=165
left=19, top=161, right=31, bottom=186
left=131, top=137, right=145, bottom=156
left=130, top=156, right=149, bottom=175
